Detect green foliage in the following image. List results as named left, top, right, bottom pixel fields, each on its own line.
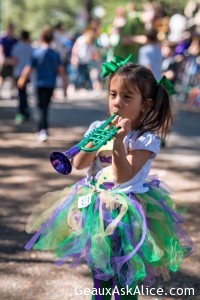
left=1, top=0, right=79, bottom=38
left=0, top=0, right=189, bottom=38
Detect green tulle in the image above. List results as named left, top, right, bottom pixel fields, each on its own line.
left=29, top=181, right=188, bottom=285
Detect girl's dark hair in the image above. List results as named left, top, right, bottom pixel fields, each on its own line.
left=108, top=63, right=173, bottom=139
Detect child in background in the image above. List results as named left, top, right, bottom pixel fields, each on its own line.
left=25, top=55, right=194, bottom=299
left=18, top=26, right=68, bottom=142
left=0, top=23, right=18, bottom=98
left=161, top=40, right=181, bottom=85
left=11, top=30, right=33, bottom=124
left=70, top=29, right=96, bottom=90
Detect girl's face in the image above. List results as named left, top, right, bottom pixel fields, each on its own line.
left=108, top=76, right=147, bottom=130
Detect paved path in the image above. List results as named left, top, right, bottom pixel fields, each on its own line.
left=0, top=90, right=199, bottom=300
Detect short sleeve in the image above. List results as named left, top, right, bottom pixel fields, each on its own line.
left=128, top=132, right=161, bottom=158
left=84, top=120, right=104, bottom=136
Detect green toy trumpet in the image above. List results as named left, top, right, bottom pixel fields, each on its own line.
left=50, top=114, right=119, bottom=175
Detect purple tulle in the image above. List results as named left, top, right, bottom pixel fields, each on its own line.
left=25, top=223, right=46, bottom=251
left=159, top=198, right=185, bottom=223
left=25, top=176, right=194, bottom=289
left=111, top=194, right=147, bottom=272
left=24, top=179, right=85, bottom=251
left=144, top=179, right=160, bottom=188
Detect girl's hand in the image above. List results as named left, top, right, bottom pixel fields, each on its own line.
left=113, top=115, right=131, bottom=140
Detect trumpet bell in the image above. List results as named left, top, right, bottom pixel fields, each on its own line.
left=50, top=151, right=72, bottom=175
left=50, top=114, right=118, bottom=176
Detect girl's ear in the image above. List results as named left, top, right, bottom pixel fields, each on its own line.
left=141, top=98, right=153, bottom=113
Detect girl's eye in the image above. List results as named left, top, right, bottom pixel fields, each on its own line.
left=124, top=95, right=132, bottom=100
left=109, top=93, right=116, bottom=97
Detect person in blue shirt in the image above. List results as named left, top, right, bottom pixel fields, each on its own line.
left=11, top=30, right=33, bottom=123
left=122, top=28, right=163, bottom=81
left=18, top=26, right=68, bottom=142
left=138, top=29, right=163, bottom=81
left=0, top=23, right=18, bottom=97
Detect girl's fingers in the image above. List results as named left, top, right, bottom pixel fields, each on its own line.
left=116, top=116, right=124, bottom=127
left=111, top=115, right=120, bottom=126
left=116, top=118, right=132, bottom=136
left=112, top=117, right=131, bottom=137
left=118, top=118, right=131, bottom=128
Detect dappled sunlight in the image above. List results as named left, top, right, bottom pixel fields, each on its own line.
left=0, top=96, right=200, bottom=299
left=1, top=173, right=37, bottom=184
left=0, top=276, right=31, bottom=295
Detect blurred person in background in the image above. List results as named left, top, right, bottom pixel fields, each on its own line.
left=18, top=26, right=68, bottom=142
left=89, top=48, right=103, bottom=94
left=178, top=34, right=200, bottom=106
left=11, top=30, right=33, bottom=124
left=0, top=22, right=18, bottom=98
left=138, top=28, right=162, bottom=80
left=70, top=29, right=96, bottom=91
left=121, top=1, right=166, bottom=61
left=184, top=0, right=200, bottom=32
left=168, top=0, right=200, bottom=106
left=138, top=29, right=174, bottom=147
left=161, top=40, right=181, bottom=86
left=53, top=22, right=68, bottom=68
left=112, top=6, right=127, bottom=33
left=113, top=3, right=145, bottom=60
left=142, top=2, right=157, bottom=30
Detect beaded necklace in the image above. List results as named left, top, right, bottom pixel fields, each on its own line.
left=90, top=156, right=97, bottom=188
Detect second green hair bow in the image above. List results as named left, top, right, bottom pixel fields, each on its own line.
left=158, top=76, right=175, bottom=95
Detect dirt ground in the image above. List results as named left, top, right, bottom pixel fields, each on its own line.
left=0, top=89, right=199, bottom=300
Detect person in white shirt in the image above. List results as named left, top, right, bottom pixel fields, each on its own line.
left=70, top=29, right=96, bottom=90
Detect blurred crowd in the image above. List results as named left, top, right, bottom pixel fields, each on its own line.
left=105, top=0, right=200, bottom=106
left=0, top=1, right=199, bottom=140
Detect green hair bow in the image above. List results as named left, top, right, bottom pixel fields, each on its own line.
left=102, top=54, right=136, bottom=78
left=158, top=76, right=175, bottom=95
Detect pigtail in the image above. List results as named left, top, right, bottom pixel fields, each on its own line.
left=155, top=85, right=174, bottom=139
left=137, top=83, right=174, bottom=139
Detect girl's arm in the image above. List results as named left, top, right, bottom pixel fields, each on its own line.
left=72, top=120, right=103, bottom=170
left=71, top=142, right=97, bottom=170
left=113, top=141, right=152, bottom=183
left=112, top=117, right=152, bottom=184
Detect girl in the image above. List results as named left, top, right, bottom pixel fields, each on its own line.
left=25, top=55, right=194, bottom=299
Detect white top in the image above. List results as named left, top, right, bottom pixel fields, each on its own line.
left=85, top=120, right=161, bottom=194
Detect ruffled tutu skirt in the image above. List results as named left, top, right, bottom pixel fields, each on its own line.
left=25, top=176, right=194, bottom=287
